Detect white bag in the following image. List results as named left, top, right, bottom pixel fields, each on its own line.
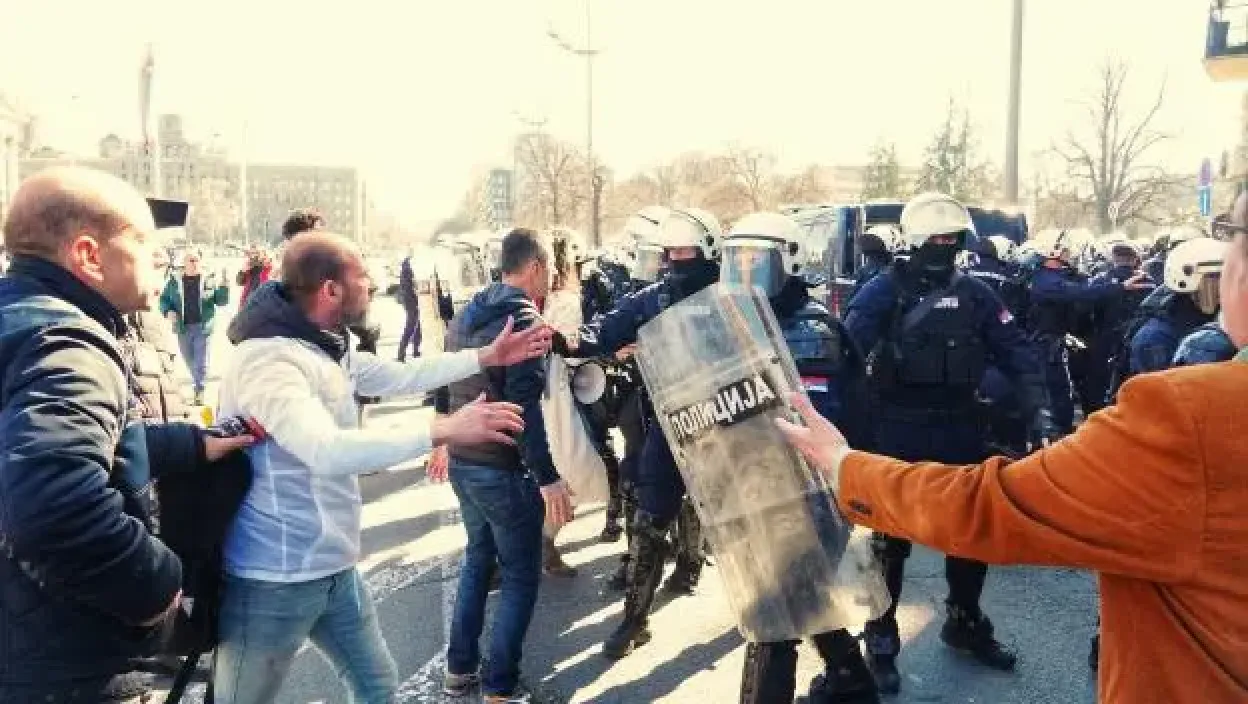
left=541, top=355, right=610, bottom=505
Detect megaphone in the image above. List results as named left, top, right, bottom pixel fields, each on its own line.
left=571, top=361, right=608, bottom=405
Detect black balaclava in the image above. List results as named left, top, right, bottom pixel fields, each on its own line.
left=911, top=239, right=960, bottom=282
left=668, top=255, right=720, bottom=299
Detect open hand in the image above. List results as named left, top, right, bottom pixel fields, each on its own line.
left=203, top=433, right=256, bottom=462
left=479, top=317, right=553, bottom=368
left=541, top=480, right=574, bottom=528
left=426, top=445, right=449, bottom=483
left=432, top=393, right=525, bottom=447
left=774, top=392, right=850, bottom=483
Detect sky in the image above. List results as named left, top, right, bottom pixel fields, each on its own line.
left=0, top=0, right=1242, bottom=228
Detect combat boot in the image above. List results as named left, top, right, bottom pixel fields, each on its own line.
left=602, top=513, right=668, bottom=659
left=807, top=630, right=880, bottom=704
left=662, top=498, right=704, bottom=595
left=863, top=621, right=901, bottom=695
left=939, top=604, right=1017, bottom=671
left=599, top=495, right=623, bottom=542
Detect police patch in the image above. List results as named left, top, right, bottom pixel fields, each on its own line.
left=667, top=372, right=781, bottom=446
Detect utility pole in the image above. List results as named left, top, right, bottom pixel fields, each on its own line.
left=1004, top=0, right=1024, bottom=205
left=547, top=0, right=602, bottom=247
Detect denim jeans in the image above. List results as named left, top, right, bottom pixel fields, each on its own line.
left=176, top=322, right=209, bottom=393
left=213, top=568, right=397, bottom=704
left=446, top=461, right=544, bottom=696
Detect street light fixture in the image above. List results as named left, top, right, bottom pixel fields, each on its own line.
left=546, top=0, right=602, bottom=247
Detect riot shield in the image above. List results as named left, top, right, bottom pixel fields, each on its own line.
left=636, top=283, right=886, bottom=643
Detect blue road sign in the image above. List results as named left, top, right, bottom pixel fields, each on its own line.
left=1199, top=186, right=1213, bottom=217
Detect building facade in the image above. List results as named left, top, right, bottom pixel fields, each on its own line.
left=18, top=113, right=362, bottom=245
left=0, top=94, right=29, bottom=226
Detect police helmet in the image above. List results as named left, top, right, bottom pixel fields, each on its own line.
left=864, top=224, right=907, bottom=254
left=986, top=235, right=1018, bottom=262
left=1100, top=236, right=1138, bottom=262
left=720, top=212, right=805, bottom=297
left=654, top=207, right=722, bottom=260
left=623, top=205, right=672, bottom=244
left=1164, top=237, right=1227, bottom=314
left=899, top=192, right=976, bottom=250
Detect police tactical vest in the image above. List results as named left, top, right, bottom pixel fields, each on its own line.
left=873, top=273, right=986, bottom=390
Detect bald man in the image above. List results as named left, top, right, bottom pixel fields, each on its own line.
left=215, top=230, right=550, bottom=704
left=0, top=167, right=184, bottom=703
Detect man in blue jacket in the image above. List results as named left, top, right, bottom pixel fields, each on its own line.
left=436, top=228, right=574, bottom=703
left=0, top=167, right=186, bottom=703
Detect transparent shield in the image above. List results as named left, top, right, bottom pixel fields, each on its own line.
left=636, top=283, right=886, bottom=642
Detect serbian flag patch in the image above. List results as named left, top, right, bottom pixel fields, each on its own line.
left=801, top=376, right=829, bottom=393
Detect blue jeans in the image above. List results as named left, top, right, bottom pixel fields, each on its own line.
left=446, top=462, right=544, bottom=696
left=177, top=322, right=209, bottom=393
left=213, top=569, right=398, bottom=704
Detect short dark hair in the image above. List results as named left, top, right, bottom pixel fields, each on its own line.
left=282, top=208, right=326, bottom=240
left=281, top=231, right=353, bottom=305
left=500, top=227, right=548, bottom=275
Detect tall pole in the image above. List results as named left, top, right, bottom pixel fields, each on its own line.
left=1004, top=0, right=1024, bottom=205
left=585, top=0, right=599, bottom=247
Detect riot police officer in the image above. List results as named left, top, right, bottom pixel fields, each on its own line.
left=843, top=193, right=1058, bottom=694
left=555, top=208, right=724, bottom=657
left=1129, top=237, right=1226, bottom=375
left=1027, top=233, right=1130, bottom=434
left=849, top=225, right=901, bottom=301
left=723, top=213, right=879, bottom=704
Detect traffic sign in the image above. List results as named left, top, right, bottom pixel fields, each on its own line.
left=1200, top=158, right=1214, bottom=188
left=1199, top=186, right=1213, bottom=217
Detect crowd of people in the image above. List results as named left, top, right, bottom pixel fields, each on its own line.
left=0, top=162, right=1244, bottom=704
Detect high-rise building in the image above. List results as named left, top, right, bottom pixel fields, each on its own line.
left=480, top=168, right=514, bottom=229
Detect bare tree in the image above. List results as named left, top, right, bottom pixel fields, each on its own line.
left=513, top=132, right=586, bottom=229
left=775, top=164, right=829, bottom=205
left=1055, top=59, right=1177, bottom=232
left=726, top=145, right=778, bottom=211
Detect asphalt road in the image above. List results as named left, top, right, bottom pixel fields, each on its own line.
left=162, top=288, right=1101, bottom=704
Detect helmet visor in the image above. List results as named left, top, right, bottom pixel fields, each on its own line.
left=721, top=243, right=785, bottom=297
left=633, top=246, right=664, bottom=283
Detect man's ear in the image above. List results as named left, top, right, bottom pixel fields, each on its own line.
left=66, top=233, right=104, bottom=282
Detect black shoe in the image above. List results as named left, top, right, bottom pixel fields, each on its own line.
left=599, top=519, right=623, bottom=543
left=1088, top=634, right=1099, bottom=671
left=808, top=650, right=880, bottom=704
left=865, top=655, right=900, bottom=696
left=940, top=608, right=1017, bottom=671
left=602, top=511, right=667, bottom=659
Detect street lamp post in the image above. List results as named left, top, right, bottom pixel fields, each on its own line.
left=547, top=1, right=602, bottom=247
left=1004, top=0, right=1024, bottom=205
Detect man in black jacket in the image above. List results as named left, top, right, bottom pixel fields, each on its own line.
left=0, top=167, right=217, bottom=703
left=435, top=228, right=573, bottom=703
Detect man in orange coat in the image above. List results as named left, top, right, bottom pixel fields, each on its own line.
left=777, top=193, right=1248, bottom=704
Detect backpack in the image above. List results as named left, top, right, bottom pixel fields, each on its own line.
left=155, top=450, right=252, bottom=703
